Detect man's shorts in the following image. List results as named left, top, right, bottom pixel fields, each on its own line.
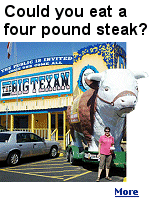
left=99, top=154, right=112, bottom=169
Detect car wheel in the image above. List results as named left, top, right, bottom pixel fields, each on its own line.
left=49, top=146, right=58, bottom=158
left=66, top=149, right=70, bottom=162
left=7, top=152, right=20, bottom=166
left=69, top=150, right=76, bottom=165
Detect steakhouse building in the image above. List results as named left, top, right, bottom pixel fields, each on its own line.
left=0, top=43, right=126, bottom=149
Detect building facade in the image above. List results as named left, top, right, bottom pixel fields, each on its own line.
left=0, top=43, right=126, bottom=149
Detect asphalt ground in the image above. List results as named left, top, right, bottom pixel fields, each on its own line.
left=0, top=155, right=126, bottom=182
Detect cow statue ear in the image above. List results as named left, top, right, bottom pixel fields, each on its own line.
left=132, top=71, right=149, bottom=79
left=85, top=73, right=103, bottom=90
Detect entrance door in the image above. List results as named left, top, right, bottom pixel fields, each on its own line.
left=14, top=116, right=28, bottom=129
left=51, top=113, right=63, bottom=140
left=51, top=114, right=55, bottom=132
left=58, top=114, right=63, bottom=138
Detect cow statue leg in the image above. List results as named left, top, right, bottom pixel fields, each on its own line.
left=72, top=131, right=88, bottom=150
left=88, top=136, right=99, bottom=152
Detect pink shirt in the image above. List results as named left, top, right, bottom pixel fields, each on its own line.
left=99, top=135, right=114, bottom=155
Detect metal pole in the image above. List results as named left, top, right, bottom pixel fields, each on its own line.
left=31, top=114, right=35, bottom=133
left=6, top=106, right=8, bottom=129
left=10, top=115, right=14, bottom=131
left=48, top=112, right=51, bottom=140
left=14, top=42, right=18, bottom=106
left=63, top=110, right=66, bottom=150
left=55, top=113, right=58, bottom=141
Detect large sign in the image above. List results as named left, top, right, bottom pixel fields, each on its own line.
left=0, top=67, right=73, bottom=100
left=0, top=56, right=73, bottom=77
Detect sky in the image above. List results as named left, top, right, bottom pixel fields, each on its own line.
left=0, top=42, right=126, bottom=70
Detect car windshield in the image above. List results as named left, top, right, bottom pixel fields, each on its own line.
left=0, top=133, right=11, bottom=142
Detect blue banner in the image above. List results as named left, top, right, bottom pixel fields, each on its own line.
left=0, top=55, right=73, bottom=77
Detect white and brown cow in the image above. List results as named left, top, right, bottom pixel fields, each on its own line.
left=67, top=69, right=148, bottom=152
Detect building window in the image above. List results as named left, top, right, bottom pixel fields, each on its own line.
left=14, top=116, right=28, bottom=129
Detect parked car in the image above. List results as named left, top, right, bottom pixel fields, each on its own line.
left=0, top=131, right=61, bottom=166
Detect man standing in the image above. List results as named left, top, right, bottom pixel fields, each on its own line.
left=96, top=127, right=114, bottom=182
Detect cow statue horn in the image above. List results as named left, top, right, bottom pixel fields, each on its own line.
left=132, top=71, right=149, bottom=79
left=87, top=73, right=103, bottom=81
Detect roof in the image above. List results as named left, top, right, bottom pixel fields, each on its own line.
left=0, top=131, right=32, bottom=134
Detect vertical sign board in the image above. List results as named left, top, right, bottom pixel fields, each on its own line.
left=0, top=67, right=73, bottom=100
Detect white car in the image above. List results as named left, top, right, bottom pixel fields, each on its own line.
left=0, top=131, right=61, bottom=166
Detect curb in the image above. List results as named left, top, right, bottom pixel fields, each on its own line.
left=123, top=177, right=127, bottom=182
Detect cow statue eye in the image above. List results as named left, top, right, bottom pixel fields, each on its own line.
left=135, top=86, right=138, bottom=91
left=105, top=87, right=109, bottom=91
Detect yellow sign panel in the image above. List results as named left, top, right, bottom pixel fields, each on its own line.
left=70, top=94, right=82, bottom=123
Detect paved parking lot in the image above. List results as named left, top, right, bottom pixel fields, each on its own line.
left=0, top=156, right=125, bottom=182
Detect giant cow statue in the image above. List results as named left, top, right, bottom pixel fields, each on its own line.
left=67, top=69, right=148, bottom=152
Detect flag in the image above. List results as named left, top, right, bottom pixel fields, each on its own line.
left=7, top=42, right=12, bottom=59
